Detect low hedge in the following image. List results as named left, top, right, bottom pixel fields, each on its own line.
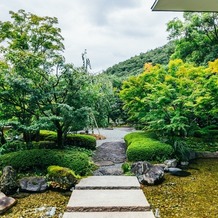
left=0, top=149, right=92, bottom=176
left=39, top=130, right=96, bottom=150
left=66, top=134, right=96, bottom=150
left=39, top=130, right=57, bottom=142
left=125, top=132, right=173, bottom=162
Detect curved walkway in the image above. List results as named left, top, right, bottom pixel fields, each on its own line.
left=92, top=127, right=135, bottom=176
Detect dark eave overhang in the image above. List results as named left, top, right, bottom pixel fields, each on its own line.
left=152, top=0, right=218, bottom=12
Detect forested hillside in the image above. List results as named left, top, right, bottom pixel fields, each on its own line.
left=104, top=12, right=218, bottom=80
left=103, top=42, right=175, bottom=78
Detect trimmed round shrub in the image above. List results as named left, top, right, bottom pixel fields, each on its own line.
left=66, top=134, right=96, bottom=150
left=125, top=132, right=173, bottom=162
left=0, top=149, right=92, bottom=176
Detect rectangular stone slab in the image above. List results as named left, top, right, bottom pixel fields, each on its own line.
left=66, top=190, right=150, bottom=212
left=75, top=176, right=140, bottom=190
left=63, top=211, right=155, bottom=218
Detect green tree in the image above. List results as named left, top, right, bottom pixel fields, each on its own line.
left=120, top=60, right=218, bottom=141
left=0, top=10, right=111, bottom=147
left=0, top=10, right=65, bottom=144
left=167, top=12, right=218, bottom=65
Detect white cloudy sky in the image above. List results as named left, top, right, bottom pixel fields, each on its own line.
left=0, top=0, right=183, bottom=73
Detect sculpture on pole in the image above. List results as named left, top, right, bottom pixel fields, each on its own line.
left=82, top=49, right=92, bottom=72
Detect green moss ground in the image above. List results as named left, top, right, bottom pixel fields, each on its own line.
left=1, top=190, right=70, bottom=218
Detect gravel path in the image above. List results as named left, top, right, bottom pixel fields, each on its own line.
left=95, top=127, right=135, bottom=147
left=92, top=127, right=135, bottom=176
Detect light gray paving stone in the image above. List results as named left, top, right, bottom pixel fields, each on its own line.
left=63, top=211, right=155, bottom=218
left=66, top=190, right=150, bottom=212
left=75, top=176, right=140, bottom=190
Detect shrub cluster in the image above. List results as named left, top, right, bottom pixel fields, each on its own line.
left=0, top=141, right=27, bottom=155
left=32, top=141, right=58, bottom=149
left=39, top=130, right=96, bottom=150
left=66, top=134, right=96, bottom=150
left=39, top=130, right=57, bottom=142
left=125, top=132, right=173, bottom=162
left=0, top=149, right=92, bottom=176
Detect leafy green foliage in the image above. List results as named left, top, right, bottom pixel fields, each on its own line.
left=0, top=10, right=114, bottom=148
left=167, top=13, right=218, bottom=65
left=124, top=132, right=173, bottom=162
left=32, top=141, right=57, bottom=149
left=39, top=130, right=57, bottom=142
left=120, top=60, right=218, bottom=140
left=121, top=162, right=131, bottom=174
left=0, top=141, right=27, bottom=155
left=38, top=130, right=96, bottom=150
left=0, top=149, right=92, bottom=176
left=66, top=134, right=96, bottom=150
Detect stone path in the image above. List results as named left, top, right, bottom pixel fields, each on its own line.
left=63, top=176, right=155, bottom=218
left=93, top=141, right=126, bottom=176
left=92, top=127, right=135, bottom=175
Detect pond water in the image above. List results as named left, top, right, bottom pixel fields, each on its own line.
left=143, top=159, right=218, bottom=218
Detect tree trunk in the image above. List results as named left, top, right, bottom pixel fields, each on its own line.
left=55, top=120, right=65, bottom=149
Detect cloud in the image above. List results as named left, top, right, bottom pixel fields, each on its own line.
left=0, top=0, right=183, bottom=72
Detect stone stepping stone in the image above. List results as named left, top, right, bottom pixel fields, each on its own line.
left=75, top=176, right=140, bottom=190
left=0, top=192, right=17, bottom=215
left=66, top=190, right=150, bottom=212
left=63, top=211, right=155, bottom=218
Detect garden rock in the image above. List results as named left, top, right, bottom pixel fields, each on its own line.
left=164, top=159, right=178, bottom=168
left=0, top=166, right=18, bottom=195
left=167, top=167, right=182, bottom=173
left=19, top=176, right=48, bottom=192
left=167, top=167, right=191, bottom=177
left=47, top=166, right=79, bottom=191
left=131, top=161, right=164, bottom=185
left=0, top=192, right=17, bottom=214
left=131, top=161, right=152, bottom=175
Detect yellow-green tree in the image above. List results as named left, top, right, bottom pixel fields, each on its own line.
left=120, top=59, right=218, bottom=140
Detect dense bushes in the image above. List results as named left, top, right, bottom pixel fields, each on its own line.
left=66, top=134, right=96, bottom=150
left=125, top=132, right=173, bottom=162
left=39, top=130, right=96, bottom=150
left=0, top=141, right=27, bottom=155
left=0, top=149, right=93, bottom=176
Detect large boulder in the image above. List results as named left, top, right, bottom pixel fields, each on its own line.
left=131, top=161, right=164, bottom=185
left=0, top=166, right=18, bottom=195
left=0, top=192, right=16, bottom=214
left=47, top=166, right=80, bottom=191
left=19, top=176, right=48, bottom=192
